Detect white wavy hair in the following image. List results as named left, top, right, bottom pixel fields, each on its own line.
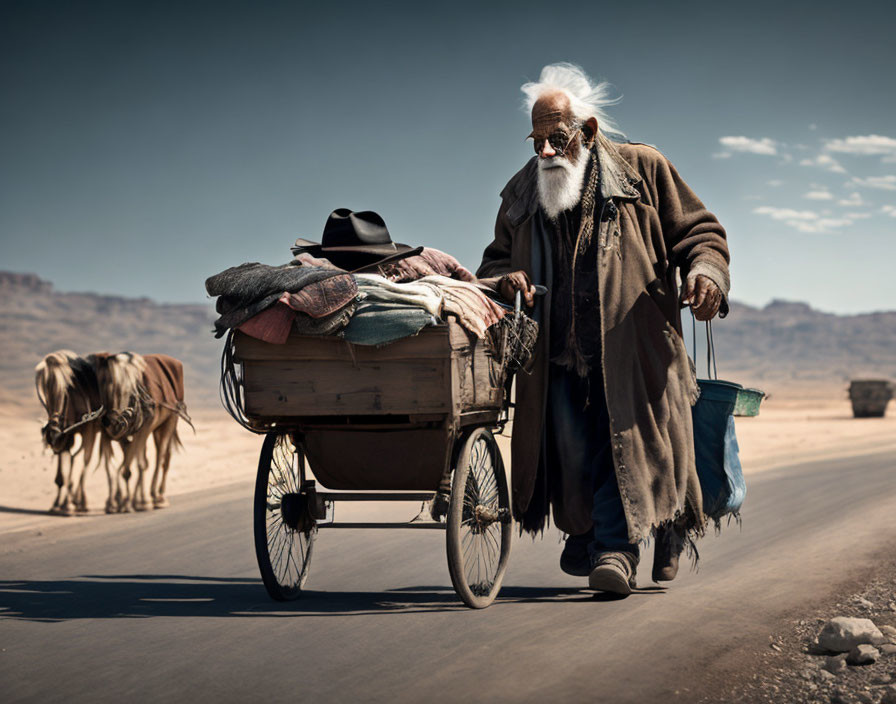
left=521, top=63, right=622, bottom=135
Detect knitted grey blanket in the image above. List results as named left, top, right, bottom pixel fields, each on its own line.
left=205, top=262, right=354, bottom=337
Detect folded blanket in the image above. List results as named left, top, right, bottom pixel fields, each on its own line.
left=353, top=273, right=504, bottom=339
left=342, top=301, right=435, bottom=346
left=375, top=248, right=475, bottom=282
left=416, top=275, right=505, bottom=338
left=239, top=300, right=357, bottom=344
left=206, top=262, right=357, bottom=337
left=354, top=274, right=443, bottom=318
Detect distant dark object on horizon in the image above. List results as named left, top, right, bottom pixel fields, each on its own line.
left=848, top=379, right=893, bottom=418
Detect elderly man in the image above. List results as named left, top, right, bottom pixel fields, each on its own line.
left=477, top=63, right=730, bottom=595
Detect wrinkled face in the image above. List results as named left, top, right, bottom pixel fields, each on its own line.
left=529, top=92, right=584, bottom=167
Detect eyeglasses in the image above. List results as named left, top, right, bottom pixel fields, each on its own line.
left=531, top=128, right=581, bottom=157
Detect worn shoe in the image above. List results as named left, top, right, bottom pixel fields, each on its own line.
left=559, top=532, right=592, bottom=577
left=588, top=551, right=638, bottom=595
left=652, top=524, right=686, bottom=583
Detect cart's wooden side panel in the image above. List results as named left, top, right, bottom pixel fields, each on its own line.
left=235, top=327, right=454, bottom=417
left=237, top=328, right=450, bottom=362
left=233, top=320, right=502, bottom=419
left=450, top=324, right=474, bottom=412
left=242, top=359, right=451, bottom=416
left=448, top=322, right=502, bottom=411
left=472, top=342, right=502, bottom=408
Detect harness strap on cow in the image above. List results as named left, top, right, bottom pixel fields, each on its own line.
left=60, top=406, right=106, bottom=435
left=155, top=400, right=195, bottom=432
left=135, top=382, right=192, bottom=429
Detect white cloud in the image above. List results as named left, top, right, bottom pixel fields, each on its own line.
left=882, top=205, right=896, bottom=217
left=851, top=175, right=896, bottom=191
left=799, top=153, right=847, bottom=173
left=845, top=212, right=872, bottom=219
left=712, top=151, right=732, bottom=159
left=825, top=135, right=896, bottom=156
left=790, top=217, right=853, bottom=233
left=767, top=179, right=784, bottom=187
left=791, top=219, right=852, bottom=233
left=754, top=206, right=818, bottom=221
left=804, top=189, right=833, bottom=200
left=812, top=218, right=854, bottom=230
left=718, top=136, right=778, bottom=156
left=838, top=192, right=865, bottom=206
left=753, top=206, right=859, bottom=233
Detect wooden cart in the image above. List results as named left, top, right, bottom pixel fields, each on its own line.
left=229, top=315, right=519, bottom=609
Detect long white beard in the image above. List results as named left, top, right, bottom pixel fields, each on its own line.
left=536, top=150, right=589, bottom=220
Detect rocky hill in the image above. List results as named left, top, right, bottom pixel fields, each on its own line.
left=1, top=271, right=894, bottom=410
left=706, top=300, right=896, bottom=397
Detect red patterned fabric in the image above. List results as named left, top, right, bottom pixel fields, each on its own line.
left=238, top=303, right=296, bottom=344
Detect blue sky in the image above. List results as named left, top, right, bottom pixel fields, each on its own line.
left=2, top=0, right=895, bottom=313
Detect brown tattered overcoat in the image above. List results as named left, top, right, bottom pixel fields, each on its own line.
left=477, top=133, right=731, bottom=541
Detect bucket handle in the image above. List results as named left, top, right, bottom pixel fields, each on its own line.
left=690, top=309, right=718, bottom=381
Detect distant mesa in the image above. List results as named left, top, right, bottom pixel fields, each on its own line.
left=0, top=271, right=53, bottom=294
left=763, top=299, right=814, bottom=314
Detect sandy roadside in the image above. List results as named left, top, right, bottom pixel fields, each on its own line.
left=735, top=399, right=896, bottom=473
left=1, top=398, right=893, bottom=533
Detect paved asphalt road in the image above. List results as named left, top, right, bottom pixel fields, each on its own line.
left=2, top=449, right=895, bottom=704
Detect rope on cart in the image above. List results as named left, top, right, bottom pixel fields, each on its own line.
left=220, top=329, right=266, bottom=433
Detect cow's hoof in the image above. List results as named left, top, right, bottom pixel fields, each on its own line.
left=105, top=500, right=117, bottom=514
left=118, top=502, right=133, bottom=513
left=59, top=503, right=75, bottom=516
left=75, top=505, right=89, bottom=515
left=153, top=497, right=170, bottom=509
left=48, top=504, right=62, bottom=515
left=134, top=500, right=152, bottom=512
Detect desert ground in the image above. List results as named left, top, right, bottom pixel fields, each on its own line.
left=2, top=394, right=893, bottom=532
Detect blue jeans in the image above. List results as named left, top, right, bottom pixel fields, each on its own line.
left=547, top=363, right=639, bottom=559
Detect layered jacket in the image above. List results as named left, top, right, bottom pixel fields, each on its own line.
left=477, top=133, right=731, bottom=541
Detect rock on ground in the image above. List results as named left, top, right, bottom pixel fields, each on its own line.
left=881, top=685, right=896, bottom=704
left=846, top=644, right=880, bottom=665
left=817, top=617, right=885, bottom=652
left=824, top=655, right=848, bottom=674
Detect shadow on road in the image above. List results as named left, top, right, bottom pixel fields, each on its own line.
left=0, top=575, right=612, bottom=621
left=0, top=504, right=55, bottom=516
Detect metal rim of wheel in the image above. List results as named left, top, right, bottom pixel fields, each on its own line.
left=446, top=427, right=512, bottom=609
left=253, top=432, right=315, bottom=601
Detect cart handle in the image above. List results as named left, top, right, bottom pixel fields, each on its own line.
left=514, top=285, right=547, bottom=314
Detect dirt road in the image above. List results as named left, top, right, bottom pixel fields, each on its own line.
left=2, top=446, right=895, bottom=703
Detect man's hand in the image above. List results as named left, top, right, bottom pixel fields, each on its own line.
left=681, top=274, right=722, bottom=321
left=499, top=270, right=536, bottom=308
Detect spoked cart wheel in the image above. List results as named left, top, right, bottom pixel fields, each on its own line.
left=446, top=427, right=513, bottom=608
left=254, top=432, right=315, bottom=601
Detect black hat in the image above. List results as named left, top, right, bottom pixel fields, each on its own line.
left=292, top=209, right=421, bottom=269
